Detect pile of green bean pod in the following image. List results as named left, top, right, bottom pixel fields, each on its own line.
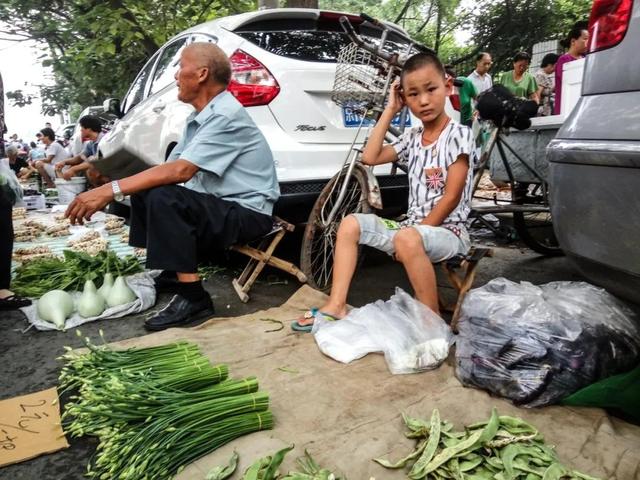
left=59, top=333, right=273, bottom=480
left=374, top=408, right=600, bottom=480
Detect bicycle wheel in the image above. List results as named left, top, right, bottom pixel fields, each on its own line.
left=512, top=183, right=563, bottom=256
left=301, top=167, right=373, bottom=291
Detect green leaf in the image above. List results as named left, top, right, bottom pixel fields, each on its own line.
left=205, top=451, right=239, bottom=480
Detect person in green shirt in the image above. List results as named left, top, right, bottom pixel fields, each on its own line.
left=445, top=65, right=478, bottom=127
left=495, top=51, right=539, bottom=103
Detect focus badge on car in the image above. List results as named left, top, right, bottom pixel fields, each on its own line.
left=294, top=125, right=326, bottom=131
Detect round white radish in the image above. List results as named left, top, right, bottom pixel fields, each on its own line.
left=37, top=290, right=74, bottom=330
left=106, top=276, right=136, bottom=307
left=97, top=272, right=114, bottom=300
left=77, top=280, right=106, bottom=318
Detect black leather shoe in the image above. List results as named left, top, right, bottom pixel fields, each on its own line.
left=144, top=293, right=214, bottom=331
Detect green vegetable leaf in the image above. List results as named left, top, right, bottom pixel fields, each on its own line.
left=205, top=451, right=239, bottom=480
left=262, top=445, right=295, bottom=480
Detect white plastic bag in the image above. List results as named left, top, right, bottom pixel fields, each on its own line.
left=0, top=160, right=23, bottom=206
left=313, top=288, right=453, bottom=374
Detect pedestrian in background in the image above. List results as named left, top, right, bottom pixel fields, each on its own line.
left=495, top=51, right=539, bottom=103
left=554, top=21, right=589, bottom=115
left=446, top=65, right=477, bottom=127
left=35, top=127, right=69, bottom=188
left=467, top=52, right=493, bottom=94
left=535, top=53, right=559, bottom=116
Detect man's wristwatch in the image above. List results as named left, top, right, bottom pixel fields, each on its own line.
left=111, top=181, right=125, bottom=202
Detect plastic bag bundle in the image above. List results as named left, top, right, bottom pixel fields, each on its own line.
left=313, top=288, right=453, bottom=374
left=455, top=278, right=640, bottom=407
left=0, top=160, right=23, bottom=206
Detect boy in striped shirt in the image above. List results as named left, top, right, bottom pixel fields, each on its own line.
left=293, top=52, right=474, bottom=330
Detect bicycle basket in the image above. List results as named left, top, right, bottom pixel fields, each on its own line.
left=331, top=43, right=391, bottom=111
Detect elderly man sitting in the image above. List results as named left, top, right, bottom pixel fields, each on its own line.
left=66, top=42, right=280, bottom=330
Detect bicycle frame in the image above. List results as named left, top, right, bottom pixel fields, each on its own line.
left=320, top=14, right=430, bottom=228
left=472, top=125, right=551, bottom=216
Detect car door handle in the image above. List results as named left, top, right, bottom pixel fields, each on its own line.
left=152, top=102, right=165, bottom=113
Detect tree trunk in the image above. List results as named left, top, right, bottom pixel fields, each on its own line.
left=434, top=0, right=442, bottom=55
left=285, top=0, right=318, bottom=7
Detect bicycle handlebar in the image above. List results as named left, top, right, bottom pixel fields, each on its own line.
left=339, top=13, right=435, bottom=67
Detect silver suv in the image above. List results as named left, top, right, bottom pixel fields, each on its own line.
left=547, top=0, right=639, bottom=302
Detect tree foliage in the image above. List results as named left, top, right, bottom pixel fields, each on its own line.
left=321, top=0, right=469, bottom=61
left=320, top=0, right=591, bottom=73
left=1, top=0, right=592, bottom=115
left=0, top=0, right=256, bottom=115
left=469, top=0, right=592, bottom=73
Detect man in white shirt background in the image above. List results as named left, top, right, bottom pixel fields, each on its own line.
left=468, top=52, right=493, bottom=95
left=35, top=127, right=69, bottom=188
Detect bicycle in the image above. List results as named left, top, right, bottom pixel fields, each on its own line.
left=300, top=14, right=560, bottom=292
left=299, top=13, right=430, bottom=291
left=468, top=112, right=561, bottom=256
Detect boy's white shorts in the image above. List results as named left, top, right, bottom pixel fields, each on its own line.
left=352, top=213, right=470, bottom=262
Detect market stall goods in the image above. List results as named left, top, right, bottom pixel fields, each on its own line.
left=12, top=207, right=27, bottom=219
left=11, top=249, right=142, bottom=297
left=375, top=408, right=599, bottom=479
left=12, top=245, right=55, bottom=263
left=37, top=289, right=74, bottom=330
left=105, top=275, right=136, bottom=307
left=59, top=336, right=273, bottom=480
left=76, top=280, right=106, bottom=318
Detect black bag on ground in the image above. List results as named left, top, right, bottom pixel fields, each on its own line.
left=455, top=278, right=640, bottom=407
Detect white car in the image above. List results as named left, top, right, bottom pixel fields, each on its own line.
left=99, top=8, right=458, bottom=219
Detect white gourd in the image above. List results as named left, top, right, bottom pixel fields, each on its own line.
left=97, top=273, right=114, bottom=300
left=106, top=276, right=136, bottom=307
left=77, top=280, right=106, bottom=318
left=37, top=290, right=74, bottom=330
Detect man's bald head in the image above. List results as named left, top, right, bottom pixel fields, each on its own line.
left=183, top=42, right=232, bottom=87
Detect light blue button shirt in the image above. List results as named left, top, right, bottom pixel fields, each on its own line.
left=169, top=90, right=280, bottom=216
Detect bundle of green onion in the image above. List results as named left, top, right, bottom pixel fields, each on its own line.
left=59, top=332, right=273, bottom=480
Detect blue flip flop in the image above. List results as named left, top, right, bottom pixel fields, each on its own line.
left=290, top=308, right=337, bottom=333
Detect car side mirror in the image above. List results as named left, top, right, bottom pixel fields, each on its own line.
left=103, top=98, right=122, bottom=118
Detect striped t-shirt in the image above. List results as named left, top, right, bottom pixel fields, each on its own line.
left=392, top=121, right=474, bottom=231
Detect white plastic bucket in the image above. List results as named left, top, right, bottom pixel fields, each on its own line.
left=55, top=177, right=86, bottom=205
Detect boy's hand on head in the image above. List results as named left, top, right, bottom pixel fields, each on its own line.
left=387, top=80, right=405, bottom=115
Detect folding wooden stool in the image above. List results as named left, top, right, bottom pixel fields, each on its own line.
left=438, top=246, right=493, bottom=332
left=230, top=217, right=307, bottom=302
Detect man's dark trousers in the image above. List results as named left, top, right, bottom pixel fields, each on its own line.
left=129, top=185, right=273, bottom=273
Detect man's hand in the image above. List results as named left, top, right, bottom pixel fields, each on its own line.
left=65, top=184, right=113, bottom=225
left=62, top=167, right=77, bottom=181
left=55, top=161, right=66, bottom=172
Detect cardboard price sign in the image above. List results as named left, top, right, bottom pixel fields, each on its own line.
left=0, top=387, right=69, bottom=467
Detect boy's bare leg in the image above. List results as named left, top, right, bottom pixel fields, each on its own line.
left=35, top=161, right=55, bottom=188
left=297, top=215, right=359, bottom=324
left=394, top=228, right=440, bottom=314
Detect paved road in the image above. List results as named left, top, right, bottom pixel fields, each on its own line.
left=0, top=235, right=589, bottom=480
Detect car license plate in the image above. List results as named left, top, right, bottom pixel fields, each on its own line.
left=342, top=106, right=410, bottom=128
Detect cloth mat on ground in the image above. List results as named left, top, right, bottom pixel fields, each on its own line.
left=102, top=285, right=640, bottom=480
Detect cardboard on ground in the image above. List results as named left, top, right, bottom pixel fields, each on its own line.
left=0, top=387, right=69, bottom=467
